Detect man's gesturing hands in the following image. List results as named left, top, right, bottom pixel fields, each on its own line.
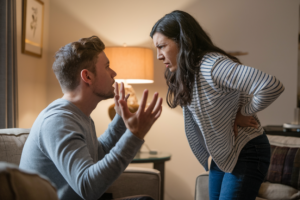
left=114, top=82, right=130, bottom=117
left=114, top=82, right=163, bottom=140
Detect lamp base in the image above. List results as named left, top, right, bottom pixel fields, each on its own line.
left=123, top=83, right=138, bottom=105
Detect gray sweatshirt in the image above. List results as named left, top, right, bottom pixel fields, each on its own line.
left=19, top=99, right=143, bottom=200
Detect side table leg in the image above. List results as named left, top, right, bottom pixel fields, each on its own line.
left=154, top=162, right=165, bottom=200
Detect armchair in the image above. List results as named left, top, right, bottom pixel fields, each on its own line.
left=0, top=128, right=161, bottom=200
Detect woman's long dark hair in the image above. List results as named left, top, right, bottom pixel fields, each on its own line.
left=150, top=10, right=241, bottom=108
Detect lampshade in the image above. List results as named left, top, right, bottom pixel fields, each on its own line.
left=104, top=47, right=154, bottom=83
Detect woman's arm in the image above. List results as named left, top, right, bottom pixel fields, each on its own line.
left=211, top=56, right=285, bottom=116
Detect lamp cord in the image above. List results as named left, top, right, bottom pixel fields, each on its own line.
left=142, top=143, right=158, bottom=155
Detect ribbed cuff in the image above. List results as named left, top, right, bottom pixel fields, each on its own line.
left=113, top=129, right=144, bottom=160
left=240, top=104, right=255, bottom=116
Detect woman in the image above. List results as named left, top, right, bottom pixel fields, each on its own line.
left=150, top=10, right=284, bottom=200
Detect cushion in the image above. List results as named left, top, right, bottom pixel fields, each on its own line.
left=266, top=135, right=300, bottom=190
left=0, top=128, right=30, bottom=165
left=258, top=182, right=300, bottom=200
left=267, top=135, right=300, bottom=148
left=0, top=162, right=58, bottom=200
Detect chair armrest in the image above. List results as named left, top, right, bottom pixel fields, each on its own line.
left=106, top=167, right=161, bottom=200
left=0, top=162, right=58, bottom=200
left=195, top=172, right=209, bottom=200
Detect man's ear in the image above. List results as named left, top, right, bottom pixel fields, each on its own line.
left=81, top=69, right=93, bottom=85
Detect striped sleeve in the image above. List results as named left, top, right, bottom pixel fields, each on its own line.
left=210, top=57, right=285, bottom=116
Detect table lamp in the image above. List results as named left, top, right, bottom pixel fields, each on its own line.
left=104, top=46, right=154, bottom=120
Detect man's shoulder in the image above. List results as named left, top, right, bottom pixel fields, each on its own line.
left=45, top=99, right=75, bottom=114
left=32, top=99, right=88, bottom=134
left=42, top=99, right=85, bottom=120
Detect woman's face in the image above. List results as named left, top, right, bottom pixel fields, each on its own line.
left=153, top=32, right=179, bottom=72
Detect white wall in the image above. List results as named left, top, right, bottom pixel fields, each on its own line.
left=16, top=0, right=50, bottom=128
left=47, top=1, right=299, bottom=200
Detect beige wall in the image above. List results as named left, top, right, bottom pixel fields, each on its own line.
left=15, top=0, right=299, bottom=199
left=17, top=0, right=50, bottom=128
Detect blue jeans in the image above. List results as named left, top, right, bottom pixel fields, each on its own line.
left=209, top=133, right=270, bottom=200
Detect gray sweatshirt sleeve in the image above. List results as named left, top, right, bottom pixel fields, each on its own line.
left=97, top=114, right=128, bottom=157
left=38, top=114, right=143, bottom=200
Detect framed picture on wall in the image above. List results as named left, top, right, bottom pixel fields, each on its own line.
left=22, top=0, right=44, bottom=57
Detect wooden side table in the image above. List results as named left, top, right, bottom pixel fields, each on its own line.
left=131, top=152, right=171, bottom=200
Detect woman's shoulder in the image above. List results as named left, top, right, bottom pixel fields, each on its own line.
left=200, top=52, right=237, bottom=72
left=201, top=52, right=228, bottom=65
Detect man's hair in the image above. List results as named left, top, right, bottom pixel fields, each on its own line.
left=52, top=36, right=105, bottom=93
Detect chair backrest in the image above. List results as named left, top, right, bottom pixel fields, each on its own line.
left=0, top=128, right=30, bottom=165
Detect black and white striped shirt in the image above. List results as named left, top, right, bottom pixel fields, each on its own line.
left=183, top=53, right=284, bottom=173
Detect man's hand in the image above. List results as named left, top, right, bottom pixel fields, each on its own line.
left=118, top=86, right=163, bottom=140
left=114, top=82, right=130, bottom=116
left=233, top=109, right=258, bottom=137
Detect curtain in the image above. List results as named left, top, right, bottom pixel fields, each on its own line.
left=0, top=0, right=18, bottom=128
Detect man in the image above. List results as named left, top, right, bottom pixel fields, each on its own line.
left=19, top=36, right=163, bottom=200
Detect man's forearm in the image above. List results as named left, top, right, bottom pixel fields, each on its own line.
left=97, top=114, right=127, bottom=154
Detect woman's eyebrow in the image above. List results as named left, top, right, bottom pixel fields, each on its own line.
left=156, top=43, right=165, bottom=47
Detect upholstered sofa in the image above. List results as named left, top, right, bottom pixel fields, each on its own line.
left=195, top=133, right=300, bottom=200
left=0, top=128, right=161, bottom=200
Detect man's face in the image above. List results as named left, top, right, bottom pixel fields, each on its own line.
left=92, top=52, right=117, bottom=100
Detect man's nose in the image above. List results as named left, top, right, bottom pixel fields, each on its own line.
left=111, top=69, right=117, bottom=78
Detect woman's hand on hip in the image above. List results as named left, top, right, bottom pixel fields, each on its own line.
left=234, top=109, right=258, bottom=137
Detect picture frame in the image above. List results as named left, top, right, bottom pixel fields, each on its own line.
left=22, top=0, right=44, bottom=57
